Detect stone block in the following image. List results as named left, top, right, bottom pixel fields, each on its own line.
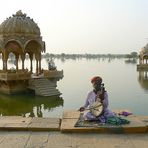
left=121, top=116, right=147, bottom=133
left=28, top=122, right=60, bottom=131
left=4, top=123, right=29, bottom=131
left=62, top=110, right=80, bottom=119
left=0, top=116, right=32, bottom=124
left=31, top=117, right=60, bottom=124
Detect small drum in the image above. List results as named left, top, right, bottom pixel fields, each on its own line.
left=89, top=102, right=103, bottom=117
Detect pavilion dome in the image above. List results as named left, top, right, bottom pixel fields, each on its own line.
left=140, top=44, right=148, bottom=56
left=0, top=10, right=40, bottom=35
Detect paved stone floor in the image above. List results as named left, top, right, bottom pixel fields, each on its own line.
left=0, top=131, right=148, bottom=148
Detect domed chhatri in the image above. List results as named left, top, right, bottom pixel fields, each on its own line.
left=0, top=10, right=40, bottom=35
left=137, top=44, right=148, bottom=90
left=137, top=43, right=148, bottom=70
left=0, top=11, right=63, bottom=96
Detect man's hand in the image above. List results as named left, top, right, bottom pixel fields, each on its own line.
left=79, top=107, right=85, bottom=112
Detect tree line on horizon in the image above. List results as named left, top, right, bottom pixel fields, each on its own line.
left=0, top=51, right=138, bottom=60
left=42, top=52, right=138, bottom=60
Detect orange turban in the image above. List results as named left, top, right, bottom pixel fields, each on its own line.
left=91, top=76, right=102, bottom=84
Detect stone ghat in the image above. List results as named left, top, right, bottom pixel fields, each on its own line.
left=0, top=109, right=148, bottom=133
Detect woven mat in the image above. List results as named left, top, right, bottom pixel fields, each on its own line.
left=74, top=119, right=105, bottom=127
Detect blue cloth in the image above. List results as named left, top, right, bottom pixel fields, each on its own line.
left=106, top=116, right=130, bottom=125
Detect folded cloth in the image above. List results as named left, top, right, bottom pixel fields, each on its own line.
left=106, top=116, right=130, bottom=125
left=118, top=111, right=132, bottom=116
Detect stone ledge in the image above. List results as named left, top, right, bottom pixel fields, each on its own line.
left=61, top=110, right=148, bottom=133
left=0, top=116, right=61, bottom=131
left=0, top=110, right=148, bottom=133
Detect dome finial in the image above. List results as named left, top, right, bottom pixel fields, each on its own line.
left=15, top=10, right=26, bottom=17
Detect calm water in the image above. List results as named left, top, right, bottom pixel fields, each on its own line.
left=0, top=58, right=148, bottom=117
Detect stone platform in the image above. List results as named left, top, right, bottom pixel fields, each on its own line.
left=0, top=116, right=60, bottom=131
left=61, top=110, right=148, bottom=133
left=0, top=109, right=148, bottom=134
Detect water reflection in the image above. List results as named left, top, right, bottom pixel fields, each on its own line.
left=0, top=93, right=63, bottom=117
left=125, top=59, right=137, bottom=64
left=138, top=70, right=148, bottom=91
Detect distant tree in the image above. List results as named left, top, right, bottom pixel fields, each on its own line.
left=61, top=53, right=65, bottom=57
left=125, top=54, right=132, bottom=59
left=44, top=53, right=50, bottom=58
left=125, top=52, right=138, bottom=60
left=130, top=52, right=138, bottom=58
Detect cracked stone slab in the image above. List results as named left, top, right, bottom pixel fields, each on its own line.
left=25, top=132, right=49, bottom=148
left=0, top=132, right=30, bottom=148
left=47, top=132, right=72, bottom=147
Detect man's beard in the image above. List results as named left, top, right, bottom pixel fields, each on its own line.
left=94, top=84, right=101, bottom=91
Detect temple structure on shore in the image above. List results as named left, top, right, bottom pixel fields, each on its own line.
left=137, top=43, right=148, bottom=70
left=0, top=10, right=63, bottom=96
left=137, top=43, right=148, bottom=91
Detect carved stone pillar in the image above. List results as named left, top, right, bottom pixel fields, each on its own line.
left=139, top=57, right=142, bottom=65
left=22, top=59, right=24, bottom=70
left=39, top=60, right=41, bottom=74
left=3, top=50, right=8, bottom=71
left=29, top=54, right=33, bottom=73
left=16, top=59, right=18, bottom=70
left=3, top=60, right=7, bottom=70
left=30, top=59, right=33, bottom=73
left=21, top=55, right=25, bottom=70
left=36, top=60, right=38, bottom=75
left=15, top=55, right=19, bottom=71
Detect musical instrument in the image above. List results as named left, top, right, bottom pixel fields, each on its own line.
left=89, top=101, right=103, bottom=117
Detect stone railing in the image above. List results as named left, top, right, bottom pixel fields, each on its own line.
left=43, top=70, right=63, bottom=78
left=0, top=70, right=31, bottom=81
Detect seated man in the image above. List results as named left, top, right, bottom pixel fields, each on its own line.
left=79, top=76, right=115, bottom=123
left=48, top=58, right=56, bottom=70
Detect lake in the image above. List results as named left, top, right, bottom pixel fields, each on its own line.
left=0, top=57, right=148, bottom=117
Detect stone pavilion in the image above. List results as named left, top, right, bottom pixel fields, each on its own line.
left=0, top=10, right=63, bottom=96
left=137, top=43, right=148, bottom=70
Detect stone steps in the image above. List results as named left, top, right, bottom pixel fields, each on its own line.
left=36, top=90, right=61, bottom=96
left=28, top=78, right=60, bottom=96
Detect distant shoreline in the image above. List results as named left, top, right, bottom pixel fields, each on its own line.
left=42, top=52, right=138, bottom=59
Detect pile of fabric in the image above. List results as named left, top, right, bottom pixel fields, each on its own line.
left=106, top=116, right=130, bottom=125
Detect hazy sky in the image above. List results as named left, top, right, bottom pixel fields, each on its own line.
left=0, top=0, right=148, bottom=54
